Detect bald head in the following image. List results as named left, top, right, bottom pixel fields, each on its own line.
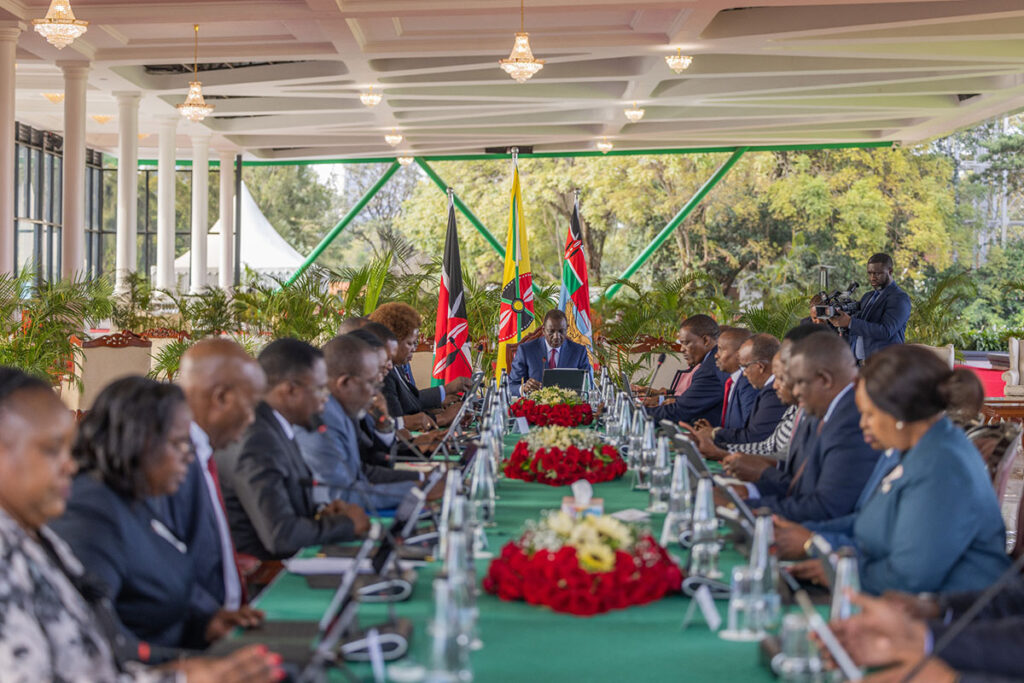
left=178, top=338, right=266, bottom=449
left=787, top=331, right=857, bottom=418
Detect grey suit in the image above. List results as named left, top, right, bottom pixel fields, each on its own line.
left=215, top=401, right=357, bottom=560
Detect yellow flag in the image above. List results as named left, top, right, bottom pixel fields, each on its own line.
left=495, top=163, right=536, bottom=380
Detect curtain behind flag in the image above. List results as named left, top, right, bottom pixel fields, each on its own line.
left=558, top=193, right=594, bottom=363
left=495, top=162, right=536, bottom=380
left=431, top=193, right=472, bottom=386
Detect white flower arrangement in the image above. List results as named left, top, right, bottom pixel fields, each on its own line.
left=524, top=425, right=602, bottom=452
left=528, top=385, right=582, bottom=406
left=521, top=510, right=639, bottom=572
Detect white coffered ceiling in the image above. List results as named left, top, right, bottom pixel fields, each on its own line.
left=3, top=0, right=1024, bottom=159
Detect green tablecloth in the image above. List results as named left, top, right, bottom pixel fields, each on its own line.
left=254, top=434, right=777, bottom=682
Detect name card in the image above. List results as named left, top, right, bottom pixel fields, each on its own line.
left=515, top=417, right=530, bottom=434
left=681, top=584, right=722, bottom=632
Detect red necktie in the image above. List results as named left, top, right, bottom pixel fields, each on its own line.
left=549, top=348, right=557, bottom=369
left=720, top=376, right=734, bottom=425
left=206, top=457, right=249, bottom=604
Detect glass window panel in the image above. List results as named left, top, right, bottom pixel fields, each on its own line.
left=16, top=222, right=34, bottom=276
left=15, top=145, right=26, bottom=217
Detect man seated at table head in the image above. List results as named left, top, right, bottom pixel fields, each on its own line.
left=712, top=333, right=786, bottom=446
left=296, top=334, right=430, bottom=512
left=649, top=314, right=730, bottom=426
left=740, top=330, right=881, bottom=523
left=508, top=308, right=591, bottom=396
left=163, top=338, right=267, bottom=615
left=216, top=337, right=369, bottom=560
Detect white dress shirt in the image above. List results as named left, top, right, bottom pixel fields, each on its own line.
left=543, top=339, right=561, bottom=367
left=190, top=422, right=242, bottom=610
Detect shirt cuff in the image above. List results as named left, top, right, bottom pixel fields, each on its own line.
left=924, top=627, right=934, bottom=655
left=438, top=386, right=446, bottom=402
left=744, top=483, right=760, bottom=498
left=375, top=429, right=395, bottom=446
left=396, top=416, right=405, bottom=431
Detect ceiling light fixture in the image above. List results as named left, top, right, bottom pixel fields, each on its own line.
left=360, top=85, right=382, bottom=107
left=397, top=156, right=414, bottom=166
left=41, top=92, right=64, bottom=104
left=596, top=137, right=613, bottom=154
left=665, top=48, right=693, bottom=74
left=385, top=129, right=403, bottom=147
left=32, top=0, right=88, bottom=50
left=176, top=24, right=215, bottom=123
left=91, top=114, right=112, bottom=124
left=624, top=101, right=645, bottom=123
left=499, top=0, right=544, bottom=84
left=138, top=133, right=150, bottom=141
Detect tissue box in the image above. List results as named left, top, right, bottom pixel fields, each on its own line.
left=561, top=497, right=604, bottom=519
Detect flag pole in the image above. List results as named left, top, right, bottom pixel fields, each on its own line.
left=510, top=147, right=521, bottom=344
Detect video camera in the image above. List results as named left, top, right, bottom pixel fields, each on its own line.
left=813, top=282, right=860, bottom=319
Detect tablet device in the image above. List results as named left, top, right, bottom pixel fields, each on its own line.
left=673, top=434, right=711, bottom=477
left=542, top=368, right=586, bottom=391
left=716, top=477, right=757, bottom=528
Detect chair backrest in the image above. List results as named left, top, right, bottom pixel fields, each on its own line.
left=60, top=331, right=153, bottom=411
left=503, top=328, right=544, bottom=374
left=1005, top=337, right=1022, bottom=387
left=994, top=430, right=1024, bottom=554
left=909, top=343, right=955, bottom=370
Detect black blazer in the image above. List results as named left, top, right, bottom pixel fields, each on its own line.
left=215, top=401, right=357, bottom=560
left=50, top=472, right=213, bottom=652
left=383, top=366, right=443, bottom=417
left=931, top=578, right=1024, bottom=679
left=715, top=381, right=789, bottom=446
left=356, top=414, right=420, bottom=483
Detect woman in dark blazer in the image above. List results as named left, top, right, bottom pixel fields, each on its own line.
left=50, top=377, right=261, bottom=655
left=851, top=345, right=1009, bottom=594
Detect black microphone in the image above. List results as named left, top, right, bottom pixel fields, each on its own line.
left=647, top=353, right=667, bottom=391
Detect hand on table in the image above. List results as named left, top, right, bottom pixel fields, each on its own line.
left=204, top=605, right=265, bottom=642
left=772, top=515, right=813, bottom=560
left=722, top=452, right=772, bottom=481
left=860, top=658, right=957, bottom=683
left=444, top=376, right=470, bottom=396
left=320, top=500, right=370, bottom=536
left=880, top=590, right=943, bottom=621
left=435, top=402, right=462, bottom=427
left=522, top=378, right=543, bottom=395
left=173, top=645, right=284, bottom=683
left=787, top=558, right=829, bottom=587
left=404, top=412, right=437, bottom=432
left=829, top=591, right=929, bottom=670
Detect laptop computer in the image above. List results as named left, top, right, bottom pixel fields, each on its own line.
left=541, top=368, right=586, bottom=392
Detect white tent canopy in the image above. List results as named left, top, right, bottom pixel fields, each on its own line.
left=173, top=182, right=305, bottom=289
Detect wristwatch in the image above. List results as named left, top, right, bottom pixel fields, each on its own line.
left=802, top=535, right=815, bottom=558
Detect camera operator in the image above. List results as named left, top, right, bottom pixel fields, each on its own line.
left=828, top=253, right=911, bottom=363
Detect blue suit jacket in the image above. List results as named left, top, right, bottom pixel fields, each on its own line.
left=50, top=473, right=212, bottom=652
left=508, top=337, right=590, bottom=396
left=715, top=379, right=788, bottom=446
left=722, top=374, right=758, bottom=431
left=848, top=281, right=911, bottom=358
left=650, top=348, right=730, bottom=426
left=752, top=387, right=881, bottom=523
left=295, top=395, right=416, bottom=513
left=854, top=417, right=1009, bottom=595
left=755, top=409, right=817, bottom=497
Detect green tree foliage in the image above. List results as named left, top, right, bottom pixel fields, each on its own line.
left=244, top=165, right=340, bottom=256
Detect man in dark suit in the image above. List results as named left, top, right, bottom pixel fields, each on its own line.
left=711, top=327, right=758, bottom=431
left=508, top=309, right=591, bottom=396
left=217, top=338, right=369, bottom=560
left=743, top=331, right=881, bottom=523
left=649, top=314, right=730, bottom=426
left=714, top=334, right=787, bottom=445
left=163, top=338, right=267, bottom=616
left=829, top=252, right=911, bottom=362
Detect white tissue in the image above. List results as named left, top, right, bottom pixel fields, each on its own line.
left=571, top=479, right=593, bottom=507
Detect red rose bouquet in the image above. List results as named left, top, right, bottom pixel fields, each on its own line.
left=483, top=511, right=683, bottom=616
left=504, top=426, right=626, bottom=486
left=509, top=385, right=594, bottom=427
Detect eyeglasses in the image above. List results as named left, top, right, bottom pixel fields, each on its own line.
left=739, top=361, right=766, bottom=371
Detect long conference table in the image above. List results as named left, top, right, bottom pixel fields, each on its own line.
left=254, top=435, right=778, bottom=682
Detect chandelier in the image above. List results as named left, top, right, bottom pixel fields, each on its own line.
left=397, top=156, right=414, bottom=166
left=91, top=114, right=112, bottom=124
left=360, top=85, right=382, bottom=107
left=624, top=102, right=645, bottom=123
left=32, top=0, right=88, bottom=50
left=665, top=48, right=694, bottom=74
left=42, top=92, right=64, bottom=104
left=385, top=129, right=403, bottom=146
left=177, top=25, right=215, bottom=123
left=499, top=0, right=544, bottom=83
left=596, top=137, right=613, bottom=154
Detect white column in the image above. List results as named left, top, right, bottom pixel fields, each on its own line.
left=218, top=151, right=235, bottom=290
left=114, top=92, right=140, bottom=291
left=60, top=62, right=89, bottom=278
left=156, top=117, right=177, bottom=290
left=0, top=23, right=23, bottom=275
left=189, top=132, right=210, bottom=293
